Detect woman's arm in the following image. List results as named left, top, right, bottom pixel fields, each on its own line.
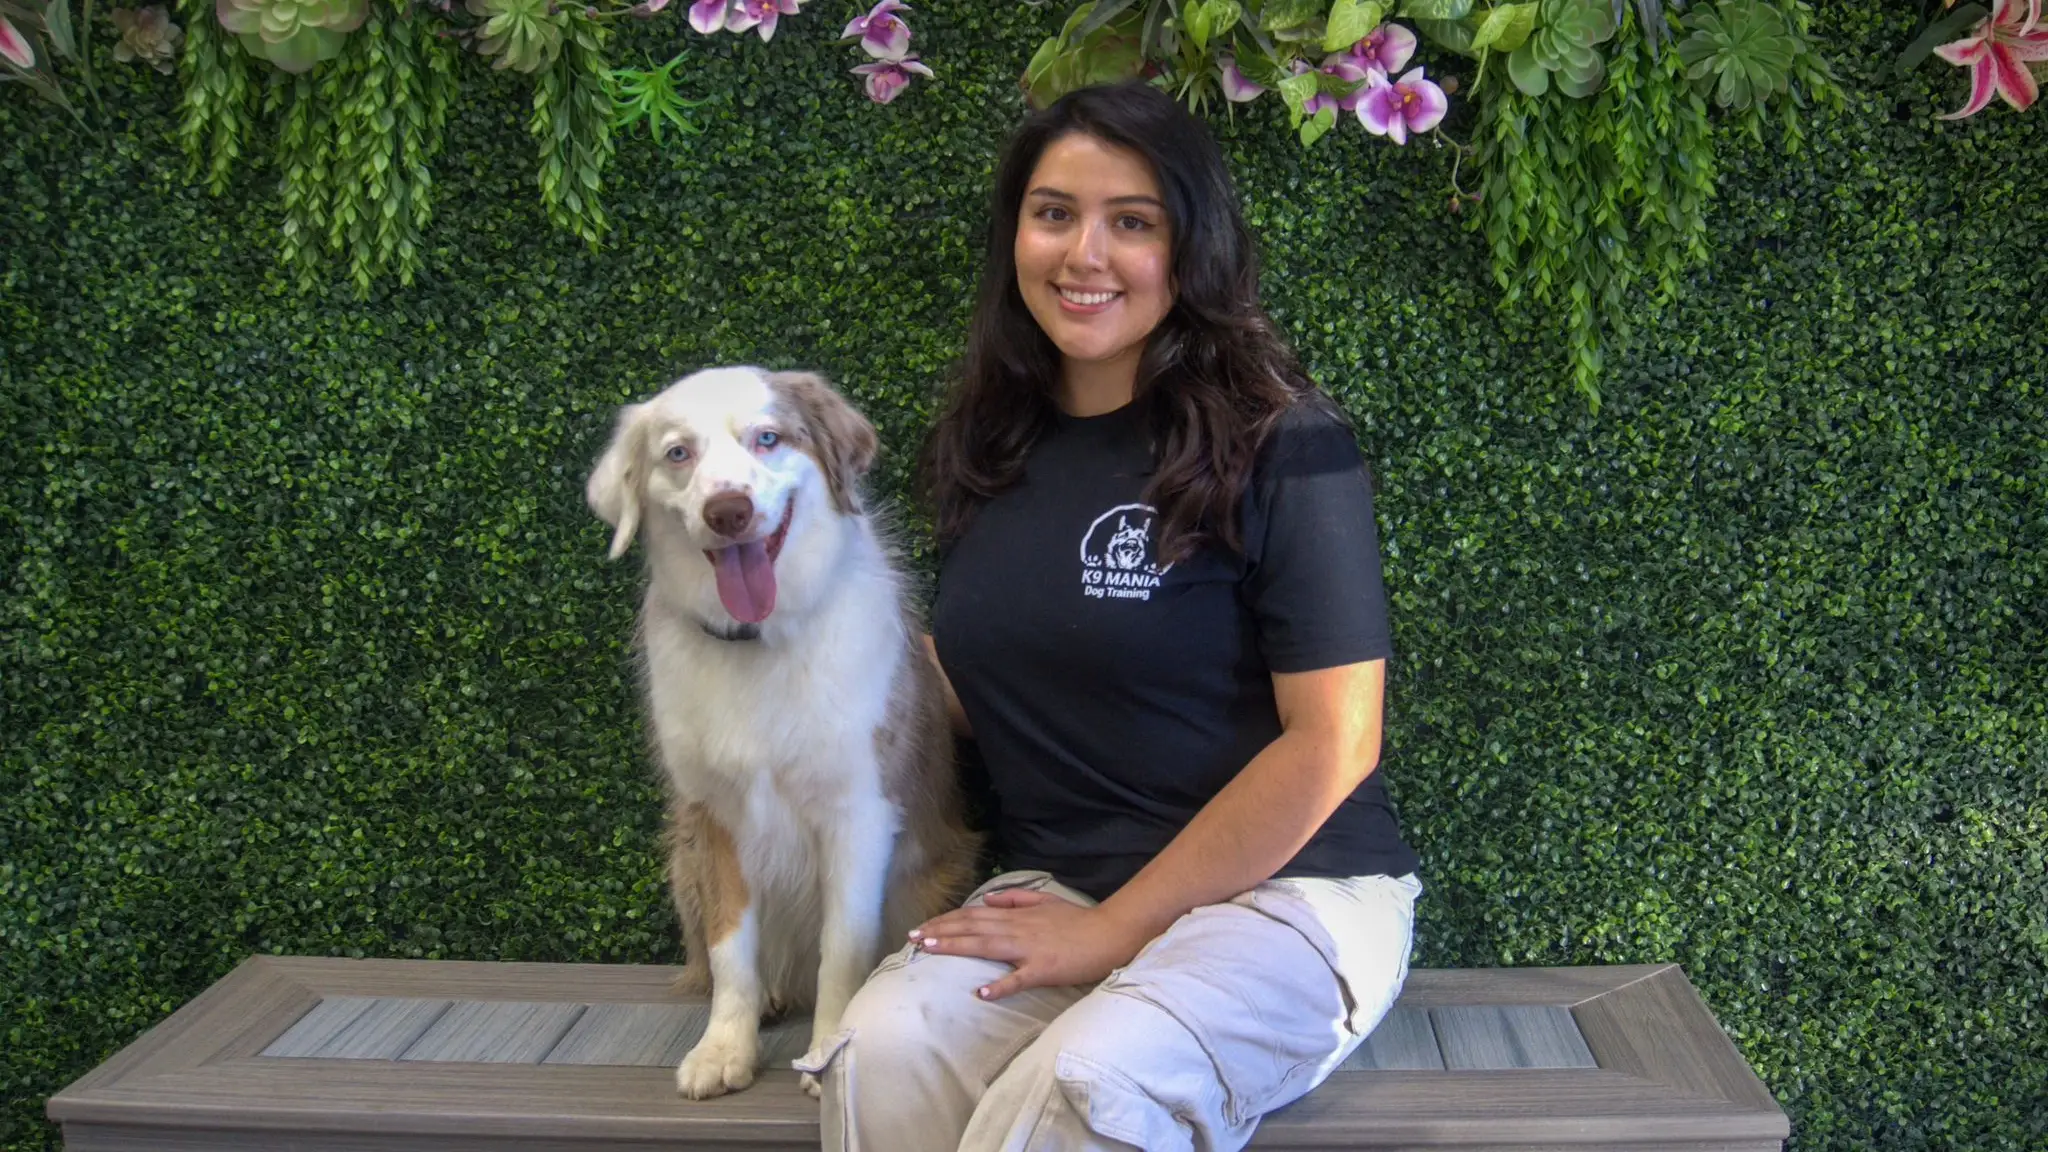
left=1098, top=657, right=1384, bottom=942
left=922, top=632, right=973, bottom=739
left=912, top=656, right=1384, bottom=997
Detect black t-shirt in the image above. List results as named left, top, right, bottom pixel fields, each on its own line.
left=931, top=396, right=1420, bottom=902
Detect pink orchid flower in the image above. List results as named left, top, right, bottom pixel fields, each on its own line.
left=726, top=0, right=800, bottom=41
left=851, top=53, right=931, bottom=103
left=1, top=14, right=34, bottom=68
left=1346, top=22, right=1416, bottom=76
left=1218, top=55, right=1264, bottom=102
left=687, top=0, right=731, bottom=34
left=842, top=0, right=911, bottom=61
left=1935, top=0, right=2048, bottom=118
left=1306, top=54, right=1375, bottom=115
left=1358, top=66, right=1448, bottom=145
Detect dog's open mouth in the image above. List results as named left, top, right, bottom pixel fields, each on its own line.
left=704, top=497, right=794, bottom=625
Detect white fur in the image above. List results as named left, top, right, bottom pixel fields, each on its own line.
left=587, top=365, right=946, bottom=1100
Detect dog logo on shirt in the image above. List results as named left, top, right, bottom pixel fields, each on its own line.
left=1080, top=504, right=1172, bottom=600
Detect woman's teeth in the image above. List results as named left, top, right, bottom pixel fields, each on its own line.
left=1059, top=288, right=1118, bottom=305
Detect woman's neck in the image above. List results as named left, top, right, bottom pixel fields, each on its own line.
left=1056, top=351, right=1141, bottom=417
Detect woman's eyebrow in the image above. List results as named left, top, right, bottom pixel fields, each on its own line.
left=1025, top=186, right=1165, bottom=208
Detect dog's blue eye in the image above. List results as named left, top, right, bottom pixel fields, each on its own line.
left=666, top=444, right=691, bottom=463
left=755, top=431, right=780, bottom=450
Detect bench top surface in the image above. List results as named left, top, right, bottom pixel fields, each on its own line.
left=48, top=955, right=1789, bottom=1150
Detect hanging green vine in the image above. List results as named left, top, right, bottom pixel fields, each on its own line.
left=174, top=0, right=258, bottom=195
left=531, top=15, right=615, bottom=249
left=1471, top=1, right=1838, bottom=405
left=1477, top=26, right=1718, bottom=402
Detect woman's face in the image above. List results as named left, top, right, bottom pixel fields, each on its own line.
left=1013, top=132, right=1176, bottom=390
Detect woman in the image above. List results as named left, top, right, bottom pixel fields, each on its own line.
left=794, top=80, right=1423, bottom=1152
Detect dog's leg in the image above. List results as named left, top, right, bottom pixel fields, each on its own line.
left=675, top=812, right=764, bottom=1099
left=665, top=804, right=713, bottom=998
left=801, top=787, right=901, bottom=1098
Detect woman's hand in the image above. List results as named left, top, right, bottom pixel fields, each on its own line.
left=910, top=889, right=1154, bottom=1000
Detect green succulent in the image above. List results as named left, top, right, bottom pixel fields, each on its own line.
left=465, top=0, right=565, bottom=74
left=111, top=5, right=185, bottom=74
left=1507, top=0, right=1617, bottom=98
left=1674, top=0, right=1797, bottom=109
left=214, top=0, right=367, bottom=73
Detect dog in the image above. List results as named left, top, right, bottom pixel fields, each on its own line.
left=585, top=365, right=982, bottom=1099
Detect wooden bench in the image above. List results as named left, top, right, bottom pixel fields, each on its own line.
left=47, top=955, right=1789, bottom=1150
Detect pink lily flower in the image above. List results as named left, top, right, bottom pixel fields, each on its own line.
left=1934, top=0, right=2048, bottom=118
left=1357, top=66, right=1448, bottom=145
left=1218, top=55, right=1264, bottom=102
left=1345, top=22, right=1416, bottom=76
left=1306, top=54, right=1373, bottom=115
left=726, top=0, right=800, bottom=41
left=687, top=0, right=731, bottom=34
left=851, top=53, right=931, bottom=103
left=1, top=14, right=34, bottom=68
left=842, top=0, right=911, bottom=61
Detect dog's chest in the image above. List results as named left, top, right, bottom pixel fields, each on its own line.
left=645, top=626, right=899, bottom=798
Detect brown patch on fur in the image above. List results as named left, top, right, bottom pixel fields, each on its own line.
left=876, top=608, right=986, bottom=931
left=768, top=370, right=879, bottom=515
left=663, top=798, right=750, bottom=994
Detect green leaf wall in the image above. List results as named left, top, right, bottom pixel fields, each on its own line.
left=3, top=3, right=2041, bottom=1148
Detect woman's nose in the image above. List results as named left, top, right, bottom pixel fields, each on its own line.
left=1065, top=218, right=1108, bottom=271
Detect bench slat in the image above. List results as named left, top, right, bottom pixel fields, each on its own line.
left=542, top=1003, right=706, bottom=1068
left=1431, top=1005, right=1597, bottom=1070
left=400, top=1001, right=588, bottom=1064
left=263, top=997, right=451, bottom=1060
left=1341, top=1006, right=1444, bottom=1070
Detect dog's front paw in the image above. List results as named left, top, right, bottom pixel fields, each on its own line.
left=676, top=1033, right=757, bottom=1099
left=800, top=1070, right=823, bottom=1099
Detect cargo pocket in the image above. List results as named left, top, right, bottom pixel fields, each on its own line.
left=1096, top=904, right=1339, bottom=1130
left=1051, top=1049, right=1196, bottom=1152
left=1239, top=873, right=1422, bottom=1037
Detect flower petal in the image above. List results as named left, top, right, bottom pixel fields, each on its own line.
left=1987, top=40, right=2040, bottom=107
left=1358, top=79, right=1399, bottom=136
left=1939, top=56, right=2002, bottom=117
left=862, top=18, right=909, bottom=59
left=688, top=0, right=730, bottom=34
left=1933, top=35, right=1989, bottom=66
left=1405, top=75, right=1449, bottom=133
left=0, top=15, right=35, bottom=68
left=1381, top=22, right=1416, bottom=72
left=1219, top=55, right=1264, bottom=101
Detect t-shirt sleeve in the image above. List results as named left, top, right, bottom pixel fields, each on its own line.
left=1241, top=405, right=1394, bottom=673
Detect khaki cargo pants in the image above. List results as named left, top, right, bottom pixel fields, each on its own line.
left=795, top=868, right=1423, bottom=1152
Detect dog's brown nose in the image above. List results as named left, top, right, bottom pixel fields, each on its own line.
left=703, top=491, right=755, bottom=539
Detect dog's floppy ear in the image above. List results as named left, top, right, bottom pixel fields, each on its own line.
left=771, top=370, right=879, bottom=515
left=586, top=401, right=651, bottom=560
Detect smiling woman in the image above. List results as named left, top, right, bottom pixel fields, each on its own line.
left=794, top=80, right=1425, bottom=1152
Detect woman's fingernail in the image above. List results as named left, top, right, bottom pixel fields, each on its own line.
left=922, top=936, right=939, bottom=949
left=976, top=987, right=990, bottom=999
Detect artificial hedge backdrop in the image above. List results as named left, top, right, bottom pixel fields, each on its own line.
left=3, top=1, right=2044, bottom=1148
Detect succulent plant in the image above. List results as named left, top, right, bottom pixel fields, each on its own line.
left=1675, top=0, right=1798, bottom=109
left=465, top=0, right=564, bottom=73
left=214, top=0, right=367, bottom=73
left=111, top=5, right=184, bottom=74
left=1508, top=0, right=1618, bottom=98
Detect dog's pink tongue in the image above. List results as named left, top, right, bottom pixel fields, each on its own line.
left=709, top=541, right=777, bottom=624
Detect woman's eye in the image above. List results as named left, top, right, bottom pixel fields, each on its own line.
left=1118, top=214, right=1151, bottom=230
left=755, top=430, right=780, bottom=450
left=665, top=444, right=691, bottom=463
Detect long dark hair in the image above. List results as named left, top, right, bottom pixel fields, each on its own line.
left=921, top=80, right=1334, bottom=564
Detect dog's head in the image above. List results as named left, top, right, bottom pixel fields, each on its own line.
left=586, top=366, right=879, bottom=623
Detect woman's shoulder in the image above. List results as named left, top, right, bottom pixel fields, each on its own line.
left=1256, top=392, right=1366, bottom=479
